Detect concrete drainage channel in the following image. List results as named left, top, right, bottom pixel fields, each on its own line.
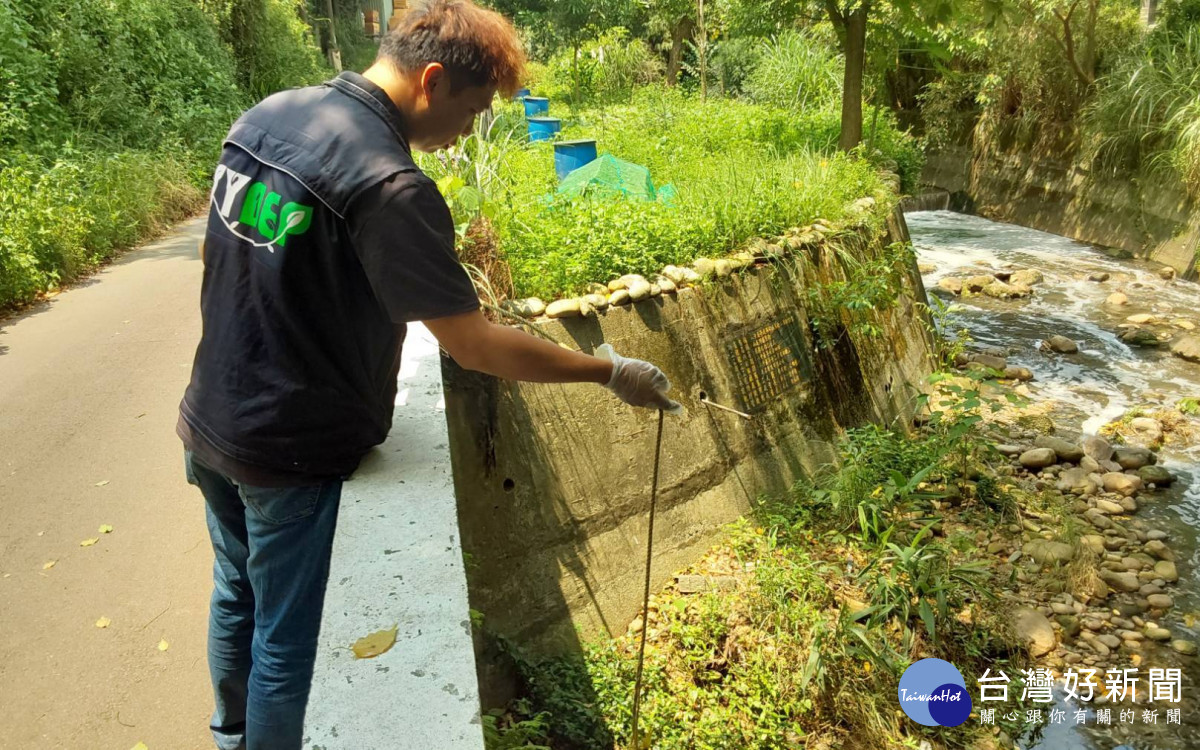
left=304, top=324, right=484, bottom=750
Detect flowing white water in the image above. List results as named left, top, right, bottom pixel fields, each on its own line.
left=908, top=211, right=1200, bottom=750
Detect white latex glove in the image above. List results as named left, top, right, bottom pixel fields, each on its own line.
left=595, top=344, right=683, bottom=415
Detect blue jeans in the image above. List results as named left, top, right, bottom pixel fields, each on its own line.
left=184, top=450, right=343, bottom=750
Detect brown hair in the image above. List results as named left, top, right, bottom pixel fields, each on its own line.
left=378, top=0, right=525, bottom=97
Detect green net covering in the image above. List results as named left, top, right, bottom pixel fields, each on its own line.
left=556, top=154, right=676, bottom=204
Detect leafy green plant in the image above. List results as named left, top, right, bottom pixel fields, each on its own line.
left=744, top=30, right=842, bottom=112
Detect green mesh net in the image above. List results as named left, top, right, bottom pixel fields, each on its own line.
left=555, top=154, right=676, bottom=204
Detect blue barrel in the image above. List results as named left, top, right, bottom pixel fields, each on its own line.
left=527, top=117, right=562, bottom=142
left=523, top=96, right=549, bottom=117
left=512, top=87, right=531, bottom=100
left=554, top=139, right=598, bottom=180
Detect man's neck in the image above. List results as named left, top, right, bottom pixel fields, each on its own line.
left=362, top=62, right=415, bottom=132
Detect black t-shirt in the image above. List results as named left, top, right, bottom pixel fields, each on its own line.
left=179, top=74, right=479, bottom=485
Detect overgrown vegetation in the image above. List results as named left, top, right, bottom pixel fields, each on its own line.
left=0, top=0, right=329, bottom=309
left=484, top=386, right=1036, bottom=749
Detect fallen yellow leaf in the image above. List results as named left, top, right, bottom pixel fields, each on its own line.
left=96, top=617, right=111, bottom=629
left=157, top=639, right=169, bottom=652
left=43, top=560, right=56, bottom=570
left=131, top=743, right=148, bottom=750
left=351, top=625, right=398, bottom=659
left=95, top=480, right=109, bottom=487
left=99, top=524, right=113, bottom=534
left=80, top=538, right=99, bottom=547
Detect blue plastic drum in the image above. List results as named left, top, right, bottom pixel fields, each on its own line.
left=527, top=117, right=562, bottom=142
left=554, top=140, right=598, bottom=180
left=513, top=87, right=531, bottom=100
left=522, top=96, right=549, bottom=117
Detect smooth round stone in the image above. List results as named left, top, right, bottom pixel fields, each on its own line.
left=608, top=289, right=632, bottom=306
left=1147, top=594, right=1174, bottom=610
left=546, top=298, right=583, bottom=318
left=1097, top=634, right=1122, bottom=649
left=1146, top=530, right=1169, bottom=541
left=1171, top=640, right=1197, bottom=655
left=1155, top=561, right=1179, bottom=582
left=1145, top=626, right=1172, bottom=641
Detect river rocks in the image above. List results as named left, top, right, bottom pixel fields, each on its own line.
left=1097, top=634, right=1123, bottom=649
left=1102, top=472, right=1143, bottom=496
left=1088, top=272, right=1111, bottom=282
left=692, top=258, right=717, bottom=278
left=1147, top=594, right=1174, bottom=610
left=1035, top=435, right=1085, bottom=463
left=1172, top=640, right=1197, bottom=655
left=1126, top=313, right=1159, bottom=324
left=1082, top=435, right=1114, bottom=463
left=969, top=353, right=1008, bottom=371
left=918, top=262, right=938, bottom=274
left=965, top=275, right=994, bottom=293
left=1170, top=335, right=1200, bottom=363
left=608, top=289, right=632, bottom=306
left=1138, top=465, right=1173, bottom=487
left=652, top=276, right=677, bottom=294
left=1085, top=509, right=1114, bottom=529
left=1107, top=292, right=1129, bottom=306
left=1094, top=498, right=1125, bottom=515
left=1046, top=335, right=1079, bottom=353
left=1144, top=539, right=1170, bottom=558
left=1058, top=468, right=1097, bottom=494
left=1119, top=328, right=1163, bottom=347
left=1020, top=448, right=1058, bottom=469
left=1080, top=456, right=1101, bottom=473
left=503, top=297, right=546, bottom=318
left=661, top=265, right=700, bottom=286
left=1004, top=365, right=1034, bottom=381
left=1100, top=570, right=1142, bottom=593
left=1010, top=269, right=1044, bottom=287
left=938, top=277, right=964, bottom=295
left=1173, top=319, right=1196, bottom=330
left=546, top=299, right=582, bottom=318
left=1080, top=535, right=1106, bottom=554
left=1024, top=539, right=1076, bottom=566
left=1113, top=446, right=1154, bottom=470
left=984, top=281, right=1033, bottom=299
left=1128, top=417, right=1164, bottom=448
left=627, top=279, right=653, bottom=302
left=1145, top=626, right=1172, bottom=641
left=714, top=259, right=733, bottom=278
left=1159, top=266, right=1178, bottom=281
left=1013, top=607, right=1057, bottom=657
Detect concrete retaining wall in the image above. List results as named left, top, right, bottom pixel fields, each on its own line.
left=440, top=208, right=937, bottom=693
left=921, top=146, right=1200, bottom=279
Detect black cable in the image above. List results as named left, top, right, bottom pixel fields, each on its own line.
left=630, top=408, right=665, bottom=750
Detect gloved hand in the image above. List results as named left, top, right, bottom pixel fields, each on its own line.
left=595, top=344, right=683, bottom=415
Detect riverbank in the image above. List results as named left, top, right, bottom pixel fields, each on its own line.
left=479, top=211, right=1200, bottom=750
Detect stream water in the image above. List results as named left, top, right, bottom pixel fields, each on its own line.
left=907, top=210, right=1200, bottom=750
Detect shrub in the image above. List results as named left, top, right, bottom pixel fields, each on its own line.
left=1084, top=24, right=1200, bottom=195
left=534, top=28, right=664, bottom=105
left=744, top=31, right=842, bottom=113
left=0, top=149, right=204, bottom=307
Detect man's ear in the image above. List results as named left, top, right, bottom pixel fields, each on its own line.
left=419, top=62, right=447, bottom=100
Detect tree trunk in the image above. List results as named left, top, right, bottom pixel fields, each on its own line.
left=666, top=18, right=695, bottom=87
left=1141, top=0, right=1157, bottom=26
left=324, top=0, right=342, bottom=72
left=838, top=4, right=868, bottom=151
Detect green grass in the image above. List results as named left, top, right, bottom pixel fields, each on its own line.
left=422, top=86, right=920, bottom=301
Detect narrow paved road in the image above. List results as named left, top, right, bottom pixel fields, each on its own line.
left=0, top=217, right=214, bottom=749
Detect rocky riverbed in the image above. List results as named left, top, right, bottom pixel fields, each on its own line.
left=910, top=210, right=1200, bottom=750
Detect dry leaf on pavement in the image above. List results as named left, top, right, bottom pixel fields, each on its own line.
left=80, top=538, right=99, bottom=547
left=351, top=625, right=398, bottom=659
left=99, top=525, right=113, bottom=534
left=157, top=639, right=169, bottom=652
left=43, top=560, right=56, bottom=570
left=96, top=617, right=111, bottom=629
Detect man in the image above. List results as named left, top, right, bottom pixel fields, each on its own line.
left=177, top=2, right=678, bottom=748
